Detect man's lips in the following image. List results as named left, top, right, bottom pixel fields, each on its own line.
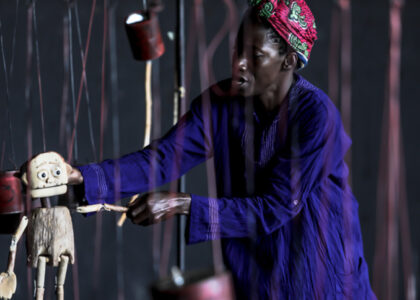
left=235, top=76, right=249, bottom=87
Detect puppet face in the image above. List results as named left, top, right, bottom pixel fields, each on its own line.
left=25, top=152, right=68, bottom=198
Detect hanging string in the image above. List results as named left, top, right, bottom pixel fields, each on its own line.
left=69, top=2, right=79, bottom=162
left=108, top=0, right=124, bottom=298
left=398, top=143, right=415, bottom=300
left=204, top=0, right=237, bottom=94
left=99, top=0, right=108, bottom=160
left=338, top=0, right=352, bottom=183
left=184, top=6, right=197, bottom=103
left=32, top=0, right=47, bottom=152
left=193, top=0, right=224, bottom=275
left=8, top=0, right=20, bottom=78
left=92, top=0, right=108, bottom=297
left=24, top=2, right=34, bottom=299
left=151, top=60, right=162, bottom=276
left=328, top=1, right=340, bottom=104
left=59, top=4, right=70, bottom=155
left=73, top=1, right=97, bottom=161
left=373, top=1, right=415, bottom=299
left=67, top=0, right=97, bottom=163
left=60, top=2, right=81, bottom=299
left=0, top=140, right=5, bottom=170
left=0, top=18, right=17, bottom=169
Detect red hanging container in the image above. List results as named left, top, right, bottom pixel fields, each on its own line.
left=125, top=10, right=165, bottom=61
left=151, top=269, right=235, bottom=300
left=0, top=171, right=24, bottom=234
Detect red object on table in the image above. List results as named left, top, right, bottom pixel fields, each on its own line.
left=125, top=10, right=165, bottom=61
left=0, top=171, right=24, bottom=234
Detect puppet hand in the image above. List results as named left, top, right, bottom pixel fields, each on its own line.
left=127, top=192, right=191, bottom=226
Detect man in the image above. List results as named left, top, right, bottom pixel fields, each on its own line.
left=66, top=0, right=376, bottom=298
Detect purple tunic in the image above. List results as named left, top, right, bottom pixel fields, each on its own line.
left=78, top=74, right=376, bottom=299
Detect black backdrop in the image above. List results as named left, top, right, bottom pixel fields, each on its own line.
left=0, top=0, right=419, bottom=299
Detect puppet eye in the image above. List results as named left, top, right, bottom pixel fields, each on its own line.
left=53, top=167, right=62, bottom=177
left=37, top=170, right=48, bottom=180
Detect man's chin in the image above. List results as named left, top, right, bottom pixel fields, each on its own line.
left=232, top=83, right=253, bottom=97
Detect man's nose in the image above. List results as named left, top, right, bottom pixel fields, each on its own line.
left=238, top=58, right=247, bottom=72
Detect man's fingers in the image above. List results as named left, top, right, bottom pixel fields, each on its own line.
left=131, top=203, right=147, bottom=217
left=133, top=209, right=150, bottom=225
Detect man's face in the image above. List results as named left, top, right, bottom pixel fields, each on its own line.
left=232, top=17, right=287, bottom=97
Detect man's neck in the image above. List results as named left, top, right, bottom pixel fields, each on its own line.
left=259, top=72, right=294, bottom=111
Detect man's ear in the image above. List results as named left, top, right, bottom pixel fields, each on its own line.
left=283, top=52, right=298, bottom=71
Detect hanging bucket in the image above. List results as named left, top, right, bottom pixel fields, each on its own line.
left=0, top=171, right=24, bottom=234
left=125, top=10, right=165, bottom=61
left=151, top=269, right=235, bottom=300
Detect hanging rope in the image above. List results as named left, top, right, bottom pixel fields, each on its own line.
left=59, top=7, right=70, bottom=156
left=108, top=0, right=125, bottom=298
left=326, top=2, right=354, bottom=297
left=73, top=1, right=98, bottom=161
left=204, top=0, right=237, bottom=95
left=0, top=140, right=5, bottom=170
left=338, top=0, right=352, bottom=183
left=8, top=0, right=19, bottom=78
left=67, top=0, right=97, bottom=163
left=373, top=1, right=415, bottom=299
left=32, top=0, right=47, bottom=152
left=92, top=1, right=109, bottom=297
left=328, top=1, right=340, bottom=104
left=0, top=18, right=17, bottom=169
left=193, top=0, right=224, bottom=275
left=24, top=3, right=34, bottom=299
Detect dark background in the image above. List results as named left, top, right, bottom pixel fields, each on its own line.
left=0, top=0, right=418, bottom=299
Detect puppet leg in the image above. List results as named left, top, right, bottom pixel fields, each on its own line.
left=55, top=255, right=69, bottom=300
left=35, top=256, right=48, bottom=300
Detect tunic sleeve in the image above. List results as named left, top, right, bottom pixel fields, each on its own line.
left=187, top=92, right=345, bottom=244
left=77, top=97, right=211, bottom=205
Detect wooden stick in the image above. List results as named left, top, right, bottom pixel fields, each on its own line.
left=56, top=255, right=69, bottom=300
left=35, top=256, right=48, bottom=300
left=76, top=204, right=128, bottom=214
left=0, top=217, right=28, bottom=299
left=117, top=194, right=137, bottom=227
left=144, top=60, right=152, bottom=147
left=6, top=216, right=28, bottom=274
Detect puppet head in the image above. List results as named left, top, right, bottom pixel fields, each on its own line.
left=22, top=152, right=68, bottom=198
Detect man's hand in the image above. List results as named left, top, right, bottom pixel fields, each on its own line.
left=127, top=192, right=191, bottom=226
left=66, top=163, right=83, bottom=185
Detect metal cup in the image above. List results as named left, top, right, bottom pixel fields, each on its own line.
left=125, top=10, right=165, bottom=61
left=0, top=171, right=24, bottom=234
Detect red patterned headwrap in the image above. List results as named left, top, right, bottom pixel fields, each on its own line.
left=249, top=0, right=318, bottom=68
